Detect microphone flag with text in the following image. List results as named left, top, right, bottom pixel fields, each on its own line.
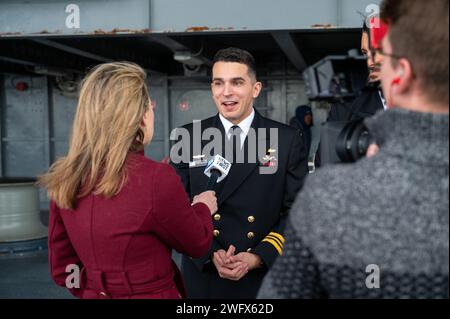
left=203, top=155, right=232, bottom=191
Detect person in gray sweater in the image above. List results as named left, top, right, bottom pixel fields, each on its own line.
left=258, top=0, right=449, bottom=299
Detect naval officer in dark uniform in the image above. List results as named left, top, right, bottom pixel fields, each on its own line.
left=170, top=48, right=308, bottom=298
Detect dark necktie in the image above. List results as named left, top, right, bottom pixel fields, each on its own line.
left=230, top=125, right=242, bottom=163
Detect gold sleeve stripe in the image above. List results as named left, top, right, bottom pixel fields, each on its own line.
left=269, top=232, right=285, bottom=244
left=266, top=235, right=284, bottom=249
left=262, top=238, right=283, bottom=255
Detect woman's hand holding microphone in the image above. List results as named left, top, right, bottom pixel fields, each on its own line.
left=192, top=191, right=218, bottom=215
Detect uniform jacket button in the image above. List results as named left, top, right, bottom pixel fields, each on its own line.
left=213, top=229, right=220, bottom=237
left=247, top=232, right=255, bottom=239
left=214, top=214, right=221, bottom=221
left=248, top=216, right=255, bottom=223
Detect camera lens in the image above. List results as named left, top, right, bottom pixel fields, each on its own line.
left=336, top=120, right=372, bottom=163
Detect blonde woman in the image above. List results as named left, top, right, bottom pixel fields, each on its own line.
left=39, top=62, right=216, bottom=299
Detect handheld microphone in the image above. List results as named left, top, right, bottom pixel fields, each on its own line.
left=204, top=155, right=232, bottom=190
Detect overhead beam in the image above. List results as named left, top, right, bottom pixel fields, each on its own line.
left=271, top=31, right=307, bottom=73
left=146, top=36, right=212, bottom=67
left=32, top=38, right=114, bottom=63
left=0, top=56, right=41, bottom=67
left=0, top=55, right=87, bottom=76
left=31, top=38, right=163, bottom=76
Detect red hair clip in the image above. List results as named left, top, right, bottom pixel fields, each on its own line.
left=369, top=17, right=389, bottom=50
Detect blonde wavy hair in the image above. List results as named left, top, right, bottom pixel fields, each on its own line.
left=39, top=62, right=150, bottom=209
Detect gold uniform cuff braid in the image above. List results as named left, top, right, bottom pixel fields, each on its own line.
left=261, top=232, right=285, bottom=255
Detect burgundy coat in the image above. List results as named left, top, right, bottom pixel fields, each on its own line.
left=48, top=151, right=213, bottom=299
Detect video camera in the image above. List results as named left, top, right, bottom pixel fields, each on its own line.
left=303, top=18, right=389, bottom=165
left=303, top=50, right=368, bottom=103
left=303, top=51, right=373, bottom=164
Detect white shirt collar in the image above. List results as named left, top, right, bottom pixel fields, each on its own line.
left=219, top=108, right=255, bottom=140
left=378, top=89, right=388, bottom=110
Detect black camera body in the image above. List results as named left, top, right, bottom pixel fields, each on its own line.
left=303, top=52, right=373, bottom=165
left=303, top=53, right=368, bottom=102
left=319, top=120, right=373, bottom=164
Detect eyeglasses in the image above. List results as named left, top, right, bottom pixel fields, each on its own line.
left=371, top=48, right=404, bottom=60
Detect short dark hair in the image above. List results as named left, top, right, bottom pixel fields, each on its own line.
left=381, top=0, right=449, bottom=105
left=213, top=47, right=257, bottom=79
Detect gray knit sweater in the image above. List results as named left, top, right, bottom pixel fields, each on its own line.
left=258, top=108, right=449, bottom=299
